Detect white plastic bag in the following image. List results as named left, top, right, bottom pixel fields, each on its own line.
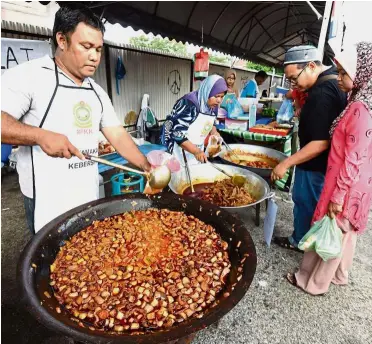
left=205, top=135, right=223, bottom=158
left=146, top=150, right=181, bottom=172
left=298, top=216, right=343, bottom=261
left=277, top=99, right=294, bottom=124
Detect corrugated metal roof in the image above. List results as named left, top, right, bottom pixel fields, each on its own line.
left=1, top=19, right=53, bottom=37
left=1, top=19, right=284, bottom=78
left=56, top=1, right=327, bottom=66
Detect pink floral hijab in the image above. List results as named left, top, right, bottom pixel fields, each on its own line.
left=330, top=41, right=372, bottom=137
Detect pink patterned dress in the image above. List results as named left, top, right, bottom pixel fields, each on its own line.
left=295, top=101, right=372, bottom=295
left=312, top=101, right=372, bottom=232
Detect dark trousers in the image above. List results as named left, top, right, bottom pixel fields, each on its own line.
left=289, top=167, right=325, bottom=247
left=23, top=194, right=35, bottom=235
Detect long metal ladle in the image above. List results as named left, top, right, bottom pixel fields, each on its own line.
left=181, top=150, right=201, bottom=198
left=207, top=161, right=246, bottom=187
left=85, top=155, right=171, bottom=190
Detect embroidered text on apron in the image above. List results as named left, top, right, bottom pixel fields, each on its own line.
left=172, top=111, right=215, bottom=166
left=32, top=62, right=103, bottom=232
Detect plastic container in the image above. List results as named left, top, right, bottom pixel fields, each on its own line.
left=276, top=86, right=289, bottom=95
left=225, top=118, right=248, bottom=131
left=110, top=172, right=145, bottom=196
left=1, top=144, right=12, bottom=163
left=249, top=104, right=257, bottom=129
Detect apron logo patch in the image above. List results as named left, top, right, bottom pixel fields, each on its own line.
left=74, top=101, right=92, bottom=128
left=201, top=122, right=213, bottom=136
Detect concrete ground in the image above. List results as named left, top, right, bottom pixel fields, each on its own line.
left=2, top=170, right=372, bottom=344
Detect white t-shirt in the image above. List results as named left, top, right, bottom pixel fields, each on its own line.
left=1, top=55, right=121, bottom=198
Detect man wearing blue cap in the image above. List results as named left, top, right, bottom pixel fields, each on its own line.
left=272, top=45, right=347, bottom=252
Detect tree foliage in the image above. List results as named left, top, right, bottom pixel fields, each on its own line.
left=129, top=35, right=282, bottom=74
left=246, top=61, right=283, bottom=75
left=129, top=35, right=188, bottom=55
left=209, top=54, right=231, bottom=64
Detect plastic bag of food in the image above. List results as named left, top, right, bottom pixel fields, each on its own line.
left=221, top=94, right=244, bottom=119
left=276, top=99, right=294, bottom=124
left=146, top=150, right=180, bottom=172
left=298, top=216, right=343, bottom=261
left=205, top=135, right=223, bottom=158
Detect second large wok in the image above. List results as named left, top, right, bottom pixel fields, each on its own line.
left=169, top=163, right=272, bottom=210
left=18, top=193, right=257, bottom=344
left=219, top=144, right=288, bottom=178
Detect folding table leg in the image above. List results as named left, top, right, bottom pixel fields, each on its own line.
left=255, top=203, right=260, bottom=226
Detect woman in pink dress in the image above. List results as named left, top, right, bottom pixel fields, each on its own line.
left=286, top=41, right=372, bottom=295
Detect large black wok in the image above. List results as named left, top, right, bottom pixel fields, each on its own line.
left=18, top=194, right=257, bottom=344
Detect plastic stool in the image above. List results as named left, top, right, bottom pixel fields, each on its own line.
left=110, top=172, right=144, bottom=196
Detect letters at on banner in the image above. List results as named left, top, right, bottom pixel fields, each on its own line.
left=1, top=37, right=52, bottom=74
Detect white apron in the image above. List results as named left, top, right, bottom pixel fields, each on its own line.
left=172, top=111, right=215, bottom=166
left=32, top=62, right=103, bottom=232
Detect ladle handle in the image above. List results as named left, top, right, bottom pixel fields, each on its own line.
left=207, top=161, right=232, bottom=178
left=182, top=150, right=195, bottom=193
left=222, top=140, right=240, bottom=160
left=85, top=155, right=145, bottom=175
left=262, top=191, right=276, bottom=201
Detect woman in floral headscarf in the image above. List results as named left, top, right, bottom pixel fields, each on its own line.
left=161, top=75, right=227, bottom=165
left=287, top=42, right=372, bottom=295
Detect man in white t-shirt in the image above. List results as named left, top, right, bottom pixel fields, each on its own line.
left=1, top=6, right=151, bottom=233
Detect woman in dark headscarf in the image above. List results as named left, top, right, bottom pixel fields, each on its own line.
left=161, top=75, right=227, bottom=165
left=287, top=42, right=372, bottom=295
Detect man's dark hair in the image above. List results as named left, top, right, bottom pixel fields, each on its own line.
left=256, top=70, right=268, bottom=79
left=295, top=61, right=322, bottom=69
left=53, top=6, right=105, bottom=47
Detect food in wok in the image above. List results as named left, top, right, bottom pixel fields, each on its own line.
left=184, top=179, right=256, bottom=207
left=50, top=209, right=231, bottom=332
left=99, top=141, right=115, bottom=155
left=224, top=149, right=279, bottom=169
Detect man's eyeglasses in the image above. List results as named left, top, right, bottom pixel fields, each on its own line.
left=286, top=64, right=308, bottom=85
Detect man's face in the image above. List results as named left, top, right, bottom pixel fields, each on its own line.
left=56, top=22, right=103, bottom=79
left=284, top=62, right=319, bottom=91
left=256, top=76, right=267, bottom=86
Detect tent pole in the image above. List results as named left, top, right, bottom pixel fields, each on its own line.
left=317, top=1, right=333, bottom=60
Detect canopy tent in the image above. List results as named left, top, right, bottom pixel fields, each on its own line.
left=55, top=1, right=330, bottom=66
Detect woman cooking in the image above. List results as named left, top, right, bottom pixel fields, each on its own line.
left=161, top=75, right=227, bottom=164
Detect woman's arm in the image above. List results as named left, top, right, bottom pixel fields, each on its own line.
left=180, top=140, right=207, bottom=163
left=331, top=102, right=372, bottom=206
left=210, top=126, right=220, bottom=136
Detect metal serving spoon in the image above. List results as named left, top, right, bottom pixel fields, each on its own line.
left=181, top=150, right=201, bottom=198
left=207, top=161, right=246, bottom=187
left=85, top=155, right=171, bottom=190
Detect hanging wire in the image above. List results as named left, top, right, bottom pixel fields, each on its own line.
left=202, top=21, right=204, bottom=46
